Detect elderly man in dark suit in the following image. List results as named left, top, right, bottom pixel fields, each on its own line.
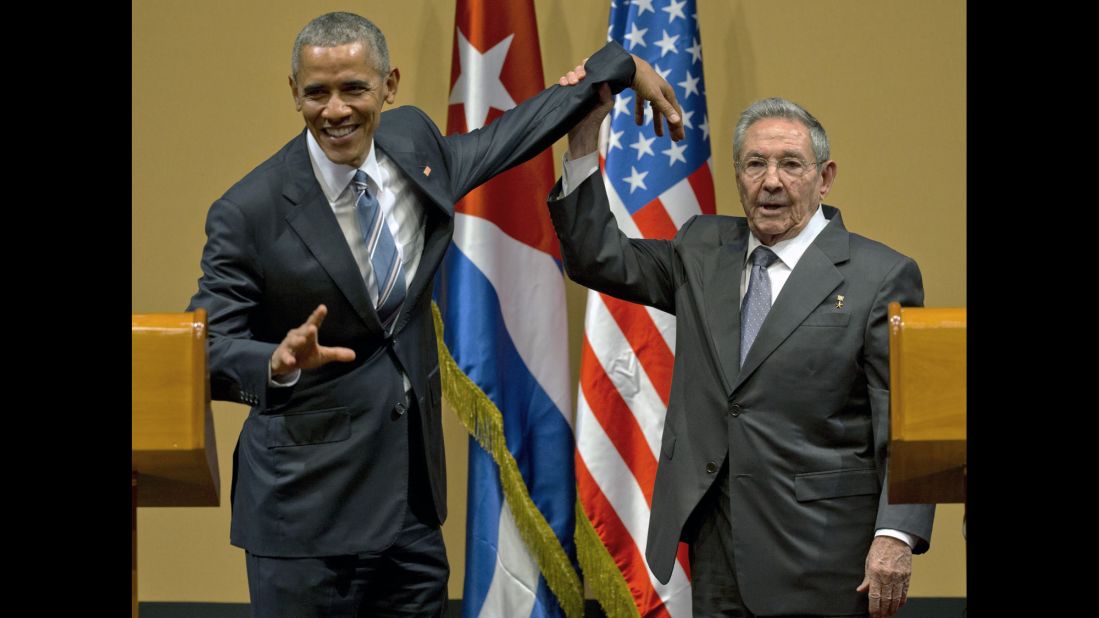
left=547, top=79, right=933, bottom=617
left=187, top=11, right=682, bottom=616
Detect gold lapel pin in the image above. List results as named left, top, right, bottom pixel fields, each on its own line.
left=423, top=166, right=432, bottom=177
left=835, top=295, right=845, bottom=309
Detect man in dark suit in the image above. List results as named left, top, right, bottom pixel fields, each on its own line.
left=187, top=12, right=682, bottom=616
left=546, top=81, right=934, bottom=617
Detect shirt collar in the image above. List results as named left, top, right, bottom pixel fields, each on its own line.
left=305, top=130, right=382, bottom=201
left=745, top=205, right=828, bottom=269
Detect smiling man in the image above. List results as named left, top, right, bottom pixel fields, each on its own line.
left=547, top=92, right=935, bottom=618
left=187, top=11, right=681, bottom=617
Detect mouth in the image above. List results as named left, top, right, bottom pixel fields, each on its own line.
left=757, top=202, right=787, bottom=213
left=322, top=125, right=359, bottom=141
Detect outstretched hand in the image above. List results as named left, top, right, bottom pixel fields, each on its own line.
left=557, top=54, right=684, bottom=142
left=270, top=304, right=356, bottom=377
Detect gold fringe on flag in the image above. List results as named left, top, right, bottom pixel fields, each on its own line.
left=575, top=498, right=640, bottom=618
left=432, top=302, right=584, bottom=618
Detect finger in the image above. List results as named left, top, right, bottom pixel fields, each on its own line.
left=305, top=304, right=328, bottom=328
left=273, top=347, right=297, bottom=373
left=653, top=108, right=664, bottom=137
left=559, top=76, right=568, bottom=86
left=320, top=345, right=357, bottom=363
left=634, top=95, right=644, bottom=126
left=302, top=324, right=319, bottom=348
left=867, top=580, right=881, bottom=618
left=652, top=90, right=684, bottom=141
left=283, top=330, right=306, bottom=352
left=855, top=576, right=869, bottom=593
left=882, top=584, right=896, bottom=618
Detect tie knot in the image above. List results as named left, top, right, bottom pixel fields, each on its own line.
left=352, top=170, right=372, bottom=196
left=750, top=246, right=779, bottom=269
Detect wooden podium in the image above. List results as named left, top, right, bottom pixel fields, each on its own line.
left=887, top=303, right=966, bottom=504
left=131, top=310, right=220, bottom=617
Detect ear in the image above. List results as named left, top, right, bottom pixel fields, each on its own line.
left=818, top=160, right=837, bottom=200
left=384, top=67, right=400, bottom=105
left=289, top=75, right=302, bottom=112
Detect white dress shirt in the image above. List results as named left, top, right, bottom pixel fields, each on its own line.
left=270, top=133, right=426, bottom=393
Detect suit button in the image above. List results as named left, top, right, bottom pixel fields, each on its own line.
left=705, top=462, right=717, bottom=474
left=728, top=403, right=742, bottom=417
left=394, top=402, right=408, bottom=416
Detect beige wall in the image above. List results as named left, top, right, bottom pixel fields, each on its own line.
left=133, top=0, right=966, bottom=603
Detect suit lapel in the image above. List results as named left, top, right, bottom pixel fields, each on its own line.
left=281, top=134, right=385, bottom=337
left=703, top=220, right=749, bottom=393
left=732, top=208, right=849, bottom=391
left=374, top=130, right=455, bottom=331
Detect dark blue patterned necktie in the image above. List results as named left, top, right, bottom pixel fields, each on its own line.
left=740, top=246, right=779, bottom=367
left=352, top=170, right=406, bottom=330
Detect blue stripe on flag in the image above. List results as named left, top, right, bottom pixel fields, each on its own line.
left=435, top=243, right=577, bottom=616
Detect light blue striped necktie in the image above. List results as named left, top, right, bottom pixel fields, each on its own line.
left=352, top=170, right=406, bottom=330
left=740, top=246, right=779, bottom=367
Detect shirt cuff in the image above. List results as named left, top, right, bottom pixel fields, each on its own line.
left=560, top=151, right=600, bottom=197
left=268, top=364, right=301, bottom=388
left=875, top=528, right=917, bottom=549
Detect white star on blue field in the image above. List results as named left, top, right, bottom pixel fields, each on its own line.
left=607, top=0, right=710, bottom=213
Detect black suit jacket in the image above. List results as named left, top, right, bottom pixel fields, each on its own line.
left=548, top=172, right=935, bottom=615
left=187, top=42, right=635, bottom=558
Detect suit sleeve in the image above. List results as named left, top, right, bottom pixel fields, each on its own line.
left=186, top=198, right=292, bottom=410
left=443, top=41, right=635, bottom=199
left=546, top=167, right=681, bottom=314
left=864, top=256, right=935, bottom=553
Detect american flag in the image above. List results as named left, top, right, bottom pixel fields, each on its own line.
left=575, top=1, right=715, bottom=616
left=436, top=0, right=581, bottom=616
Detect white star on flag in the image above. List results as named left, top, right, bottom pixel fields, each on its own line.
left=613, top=93, right=632, bottom=118
left=678, top=70, right=700, bottom=99
left=663, top=0, right=687, bottom=22
left=700, top=114, right=710, bottom=141
left=635, top=0, right=655, bottom=15
left=653, top=63, right=671, bottom=80
left=655, top=30, right=679, bottom=57
left=608, top=128, right=624, bottom=151
left=622, top=166, right=649, bottom=193
left=448, top=29, right=517, bottom=130
left=630, top=133, right=656, bottom=160
left=686, top=36, right=703, bottom=63
left=623, top=22, right=648, bottom=49
left=662, top=140, right=688, bottom=166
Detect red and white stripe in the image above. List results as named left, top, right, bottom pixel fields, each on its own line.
left=575, top=141, right=715, bottom=617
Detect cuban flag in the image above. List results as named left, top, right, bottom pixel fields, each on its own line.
left=574, top=1, right=716, bottom=616
left=435, top=0, right=580, bottom=616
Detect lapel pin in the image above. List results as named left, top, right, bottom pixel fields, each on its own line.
left=835, top=295, right=845, bottom=309
left=423, top=166, right=432, bottom=177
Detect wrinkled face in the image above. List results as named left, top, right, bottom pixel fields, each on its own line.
left=735, top=118, right=836, bottom=245
left=289, top=42, right=399, bottom=168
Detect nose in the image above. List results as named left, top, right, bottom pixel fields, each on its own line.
left=322, top=94, right=351, bottom=122
left=760, top=162, right=783, bottom=190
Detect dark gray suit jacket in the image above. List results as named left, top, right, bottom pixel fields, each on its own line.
left=187, top=42, right=635, bottom=558
left=548, top=171, right=934, bottom=615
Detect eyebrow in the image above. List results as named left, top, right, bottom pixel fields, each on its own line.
left=301, top=80, right=373, bottom=95
left=744, top=149, right=810, bottom=160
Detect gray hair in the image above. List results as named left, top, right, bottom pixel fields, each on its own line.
left=733, top=97, right=830, bottom=165
left=291, top=12, right=390, bottom=80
